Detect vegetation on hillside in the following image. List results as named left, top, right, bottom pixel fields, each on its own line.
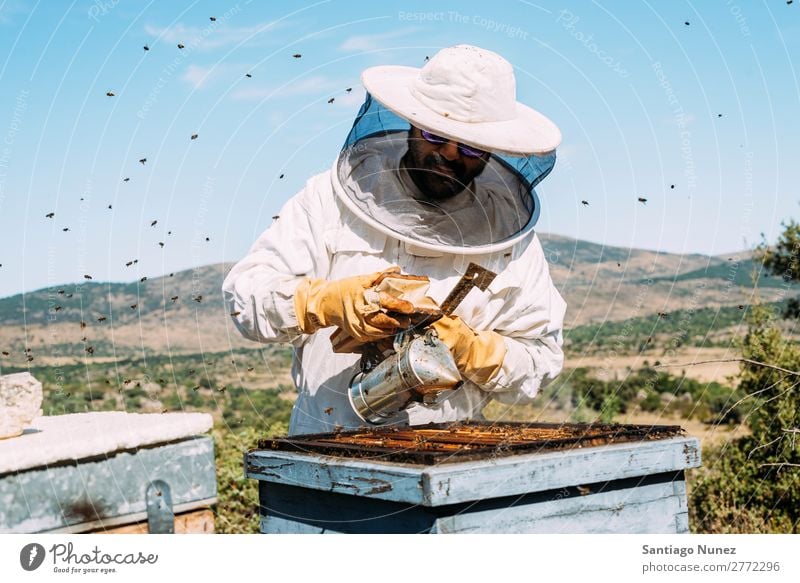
left=8, top=345, right=747, bottom=532
left=565, top=298, right=797, bottom=355
left=689, top=221, right=800, bottom=533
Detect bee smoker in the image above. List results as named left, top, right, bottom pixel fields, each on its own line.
left=347, top=328, right=462, bottom=425
left=347, top=262, right=498, bottom=425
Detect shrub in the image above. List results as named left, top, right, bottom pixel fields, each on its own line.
left=689, top=303, right=800, bottom=533
left=212, top=421, right=289, bottom=534
left=640, top=391, right=662, bottom=412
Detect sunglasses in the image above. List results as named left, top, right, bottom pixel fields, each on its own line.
left=419, top=129, right=488, bottom=159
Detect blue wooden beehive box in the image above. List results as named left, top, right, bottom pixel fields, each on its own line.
left=245, top=422, right=701, bottom=534
left=0, top=412, right=217, bottom=533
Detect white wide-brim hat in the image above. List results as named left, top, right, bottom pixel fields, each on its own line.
left=361, top=44, right=561, bottom=156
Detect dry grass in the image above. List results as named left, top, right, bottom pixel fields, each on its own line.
left=568, top=347, right=743, bottom=385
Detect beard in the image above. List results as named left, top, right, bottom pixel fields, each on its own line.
left=403, top=147, right=481, bottom=201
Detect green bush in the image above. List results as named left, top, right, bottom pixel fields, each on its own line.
left=219, top=386, right=294, bottom=432
left=690, top=437, right=799, bottom=533
left=690, top=303, right=800, bottom=533
left=599, top=393, right=622, bottom=423
left=566, top=366, right=740, bottom=424
left=212, top=421, right=289, bottom=534
left=640, top=391, right=662, bottom=412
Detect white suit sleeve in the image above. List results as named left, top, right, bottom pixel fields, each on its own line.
left=222, top=176, right=330, bottom=345
left=481, top=236, right=567, bottom=405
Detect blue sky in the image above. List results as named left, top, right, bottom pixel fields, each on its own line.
left=0, top=0, right=797, bottom=297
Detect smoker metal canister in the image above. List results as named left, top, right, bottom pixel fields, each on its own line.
left=347, top=333, right=461, bottom=425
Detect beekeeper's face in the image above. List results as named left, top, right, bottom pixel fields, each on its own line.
left=403, top=126, right=490, bottom=200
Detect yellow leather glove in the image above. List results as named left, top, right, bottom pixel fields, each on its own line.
left=294, top=267, right=437, bottom=344
left=431, top=315, right=507, bottom=386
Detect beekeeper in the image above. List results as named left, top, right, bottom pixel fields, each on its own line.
left=223, top=44, right=567, bottom=436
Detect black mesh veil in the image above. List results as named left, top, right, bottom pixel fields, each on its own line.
left=332, top=93, right=556, bottom=251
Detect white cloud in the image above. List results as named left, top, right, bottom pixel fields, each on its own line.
left=0, top=0, right=30, bottom=25
left=333, top=89, right=365, bottom=108
left=338, top=28, right=418, bottom=52
left=181, top=64, right=215, bottom=89
left=664, top=112, right=696, bottom=127
left=557, top=143, right=580, bottom=159
left=230, top=75, right=343, bottom=101
left=144, top=19, right=285, bottom=51
left=180, top=63, right=252, bottom=90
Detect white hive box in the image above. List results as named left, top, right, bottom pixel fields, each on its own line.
left=0, top=411, right=216, bottom=533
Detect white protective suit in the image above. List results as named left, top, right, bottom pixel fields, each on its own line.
left=223, top=163, right=566, bottom=435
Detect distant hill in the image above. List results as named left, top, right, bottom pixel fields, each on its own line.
left=0, top=233, right=796, bottom=366
left=564, top=299, right=795, bottom=355
left=537, top=233, right=794, bottom=327
left=0, top=264, right=233, bottom=327
left=648, top=257, right=785, bottom=288
left=0, top=263, right=249, bottom=364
